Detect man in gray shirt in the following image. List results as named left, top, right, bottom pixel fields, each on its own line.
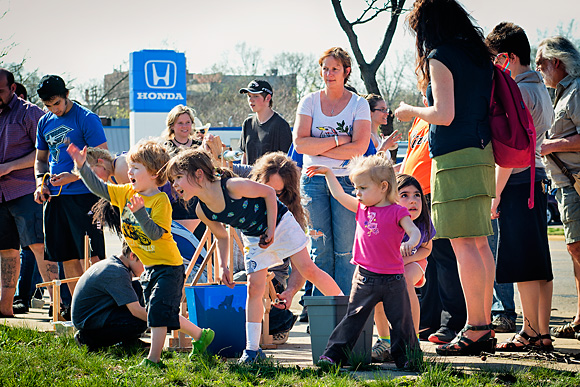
left=537, top=36, right=580, bottom=338
left=72, top=241, right=147, bottom=350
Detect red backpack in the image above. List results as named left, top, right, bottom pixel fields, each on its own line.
left=489, top=64, right=537, bottom=209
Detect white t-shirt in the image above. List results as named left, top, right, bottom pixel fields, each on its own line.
left=297, top=91, right=371, bottom=176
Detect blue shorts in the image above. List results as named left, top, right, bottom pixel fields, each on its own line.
left=141, top=264, right=184, bottom=330
left=0, top=193, right=43, bottom=250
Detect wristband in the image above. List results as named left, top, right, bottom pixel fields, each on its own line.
left=334, top=135, right=339, bottom=147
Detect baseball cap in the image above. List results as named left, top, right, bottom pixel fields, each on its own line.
left=239, top=80, right=273, bottom=95
left=37, top=75, right=69, bottom=100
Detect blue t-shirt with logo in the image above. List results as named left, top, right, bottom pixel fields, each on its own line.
left=36, top=102, right=107, bottom=195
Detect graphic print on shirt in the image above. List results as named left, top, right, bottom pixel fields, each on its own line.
left=364, top=210, right=379, bottom=237
left=409, top=130, right=427, bottom=149
left=315, top=120, right=352, bottom=138
left=44, top=125, right=74, bottom=162
left=120, top=205, right=154, bottom=251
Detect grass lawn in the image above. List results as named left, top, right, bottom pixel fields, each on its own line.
left=548, top=226, right=565, bottom=236
left=1, top=325, right=579, bottom=386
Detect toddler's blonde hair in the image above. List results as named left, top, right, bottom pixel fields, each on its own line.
left=126, top=139, right=170, bottom=186
left=348, top=153, right=397, bottom=204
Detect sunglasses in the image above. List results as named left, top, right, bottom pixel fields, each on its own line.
left=195, top=129, right=206, bottom=134
left=371, top=108, right=389, bottom=113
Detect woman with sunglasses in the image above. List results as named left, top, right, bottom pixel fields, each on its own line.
left=365, top=94, right=402, bottom=154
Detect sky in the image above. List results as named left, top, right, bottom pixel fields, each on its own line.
left=2, top=0, right=579, bottom=99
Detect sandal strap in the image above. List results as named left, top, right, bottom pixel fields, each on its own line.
left=539, top=334, right=552, bottom=340
left=517, top=330, right=536, bottom=342
left=461, top=323, right=494, bottom=333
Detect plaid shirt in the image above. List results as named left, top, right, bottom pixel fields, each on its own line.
left=0, top=94, right=45, bottom=202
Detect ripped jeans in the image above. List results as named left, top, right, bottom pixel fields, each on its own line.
left=301, top=174, right=356, bottom=296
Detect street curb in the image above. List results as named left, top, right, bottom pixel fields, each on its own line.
left=548, top=235, right=565, bottom=241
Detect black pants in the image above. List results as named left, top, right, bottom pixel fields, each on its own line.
left=323, top=267, right=419, bottom=368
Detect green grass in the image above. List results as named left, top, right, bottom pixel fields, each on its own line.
left=1, top=325, right=579, bottom=386
left=548, top=226, right=564, bottom=236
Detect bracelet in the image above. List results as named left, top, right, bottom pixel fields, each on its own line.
left=334, top=135, right=339, bottom=147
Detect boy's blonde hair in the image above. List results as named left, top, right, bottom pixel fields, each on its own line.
left=126, top=139, right=170, bottom=186
left=348, top=153, right=397, bottom=204
left=86, top=147, right=114, bottom=167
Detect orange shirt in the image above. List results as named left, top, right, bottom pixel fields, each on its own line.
left=402, top=118, right=432, bottom=195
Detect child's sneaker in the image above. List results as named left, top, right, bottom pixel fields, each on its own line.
left=129, top=358, right=167, bottom=371
left=237, top=348, right=266, bottom=364
left=190, top=328, right=215, bottom=359
left=371, top=338, right=393, bottom=362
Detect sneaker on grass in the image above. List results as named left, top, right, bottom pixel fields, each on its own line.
left=371, top=339, right=393, bottom=362
left=190, top=328, right=215, bottom=359
left=238, top=348, right=266, bottom=364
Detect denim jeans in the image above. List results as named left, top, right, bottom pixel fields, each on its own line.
left=489, top=219, right=516, bottom=321
left=15, top=247, right=43, bottom=304
left=301, top=174, right=356, bottom=296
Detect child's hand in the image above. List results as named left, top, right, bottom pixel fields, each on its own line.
left=305, top=165, right=330, bottom=177
left=220, top=266, right=235, bottom=289
left=127, top=194, right=145, bottom=213
left=259, top=228, right=275, bottom=249
left=66, top=144, right=87, bottom=168
left=400, top=241, right=415, bottom=257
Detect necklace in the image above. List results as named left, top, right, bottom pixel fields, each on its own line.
left=328, top=89, right=346, bottom=116
left=173, top=137, right=190, bottom=146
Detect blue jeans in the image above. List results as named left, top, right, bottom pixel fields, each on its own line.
left=489, top=219, right=516, bottom=321
left=15, top=247, right=43, bottom=304
left=301, top=174, right=356, bottom=296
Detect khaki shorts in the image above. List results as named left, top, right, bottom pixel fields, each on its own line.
left=556, top=185, right=580, bottom=244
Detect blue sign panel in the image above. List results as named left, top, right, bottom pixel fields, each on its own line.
left=130, top=50, right=187, bottom=113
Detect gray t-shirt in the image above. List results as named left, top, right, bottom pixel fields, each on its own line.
left=71, top=256, right=139, bottom=330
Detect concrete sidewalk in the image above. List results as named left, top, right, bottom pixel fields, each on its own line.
left=2, top=234, right=580, bottom=377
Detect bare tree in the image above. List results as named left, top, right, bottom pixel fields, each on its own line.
left=269, top=52, right=324, bottom=100
left=332, top=0, right=406, bottom=95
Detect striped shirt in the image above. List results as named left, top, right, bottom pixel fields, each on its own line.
left=0, top=94, right=45, bottom=202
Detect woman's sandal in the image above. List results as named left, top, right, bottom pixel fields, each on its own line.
left=535, top=334, right=554, bottom=352
left=496, top=330, right=538, bottom=352
left=436, top=324, right=496, bottom=356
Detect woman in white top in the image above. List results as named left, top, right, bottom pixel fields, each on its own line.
left=293, top=47, right=371, bottom=295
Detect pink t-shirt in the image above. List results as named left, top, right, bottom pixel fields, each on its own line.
left=351, top=203, right=411, bottom=274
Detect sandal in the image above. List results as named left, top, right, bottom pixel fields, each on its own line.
left=436, top=324, right=496, bottom=356
left=535, top=334, right=554, bottom=352
left=496, top=330, right=538, bottom=352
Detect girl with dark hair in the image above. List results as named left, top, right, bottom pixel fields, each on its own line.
left=365, top=94, right=401, bottom=153
left=166, top=149, right=342, bottom=364
left=395, top=0, right=496, bottom=356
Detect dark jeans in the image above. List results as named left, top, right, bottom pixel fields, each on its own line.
left=323, top=267, right=419, bottom=368
left=15, top=247, right=43, bottom=304
left=76, top=306, right=147, bottom=351
left=419, top=238, right=467, bottom=332
left=489, top=219, right=516, bottom=321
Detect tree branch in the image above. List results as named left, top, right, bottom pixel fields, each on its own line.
left=91, top=73, right=128, bottom=113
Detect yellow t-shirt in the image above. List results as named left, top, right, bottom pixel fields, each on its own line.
left=108, top=184, right=182, bottom=267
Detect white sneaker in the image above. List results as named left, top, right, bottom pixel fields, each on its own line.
left=371, top=339, right=393, bottom=362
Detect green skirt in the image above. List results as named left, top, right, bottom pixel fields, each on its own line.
left=431, top=144, right=495, bottom=239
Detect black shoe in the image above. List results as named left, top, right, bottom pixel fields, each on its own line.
left=13, top=301, right=29, bottom=314
left=60, top=305, right=71, bottom=321
left=418, top=327, right=437, bottom=341
left=298, top=307, right=308, bottom=323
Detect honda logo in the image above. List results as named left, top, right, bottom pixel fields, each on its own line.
left=144, top=60, right=177, bottom=89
